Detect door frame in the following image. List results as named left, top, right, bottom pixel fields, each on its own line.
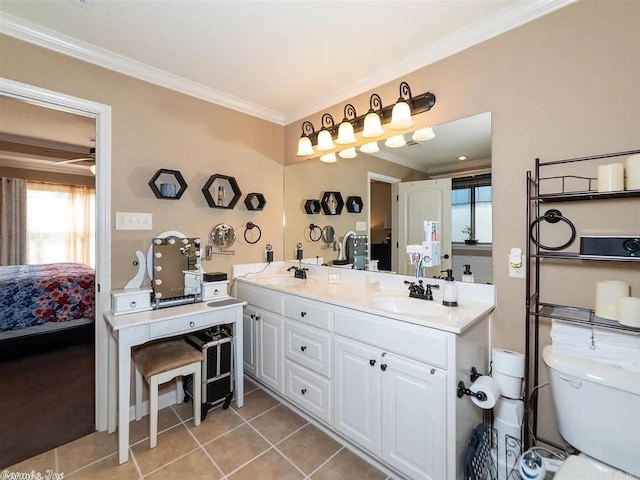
left=0, top=77, right=112, bottom=432
left=367, top=172, right=400, bottom=270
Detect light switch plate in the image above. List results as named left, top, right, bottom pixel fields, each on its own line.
left=116, top=212, right=153, bottom=230
left=356, top=221, right=367, bottom=232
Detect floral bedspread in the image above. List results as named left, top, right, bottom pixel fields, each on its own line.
left=0, top=263, right=95, bottom=332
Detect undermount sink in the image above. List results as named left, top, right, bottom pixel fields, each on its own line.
left=256, top=275, right=312, bottom=286
left=369, top=296, right=449, bottom=317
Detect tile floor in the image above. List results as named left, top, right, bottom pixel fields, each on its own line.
left=5, top=379, right=389, bottom=479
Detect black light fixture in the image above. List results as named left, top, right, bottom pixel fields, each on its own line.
left=296, top=121, right=315, bottom=156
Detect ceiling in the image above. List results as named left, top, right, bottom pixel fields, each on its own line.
left=0, top=0, right=573, bottom=125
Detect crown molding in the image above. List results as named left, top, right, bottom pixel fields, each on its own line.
left=284, top=0, right=575, bottom=124
left=0, top=13, right=285, bottom=125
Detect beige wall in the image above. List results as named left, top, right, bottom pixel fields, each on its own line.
left=284, top=1, right=640, bottom=442
left=0, top=35, right=285, bottom=287
left=370, top=181, right=391, bottom=244
left=0, top=166, right=95, bottom=187
left=284, top=153, right=427, bottom=261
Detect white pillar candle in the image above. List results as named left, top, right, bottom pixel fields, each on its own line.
left=626, top=154, right=640, bottom=191
left=595, top=280, right=630, bottom=320
left=618, top=297, right=640, bottom=327
left=597, top=163, right=625, bottom=192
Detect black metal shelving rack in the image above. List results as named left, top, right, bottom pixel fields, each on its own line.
left=524, top=149, right=640, bottom=449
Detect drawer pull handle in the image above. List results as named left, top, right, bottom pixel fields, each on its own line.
left=189, top=321, right=195, bottom=328
left=301, top=388, right=307, bottom=395
left=300, top=311, right=307, bottom=317
left=214, top=289, right=219, bottom=295
left=255, top=316, right=261, bottom=321
left=369, top=359, right=376, bottom=367
left=431, top=368, right=436, bottom=375
left=380, top=364, right=387, bottom=372
left=250, top=314, right=255, bottom=319
left=130, top=301, right=137, bottom=308
left=300, top=345, right=307, bottom=352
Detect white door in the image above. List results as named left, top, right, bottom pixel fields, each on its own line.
left=257, top=310, right=284, bottom=394
left=333, top=336, right=381, bottom=456
left=394, top=179, right=452, bottom=276
left=242, top=306, right=258, bottom=377
left=380, top=353, right=447, bottom=480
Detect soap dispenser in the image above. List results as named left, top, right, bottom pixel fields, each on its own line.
left=462, top=264, right=474, bottom=283
left=441, top=269, right=458, bottom=307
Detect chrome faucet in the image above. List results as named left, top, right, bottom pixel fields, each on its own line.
left=404, top=280, right=440, bottom=300
left=287, top=265, right=308, bottom=279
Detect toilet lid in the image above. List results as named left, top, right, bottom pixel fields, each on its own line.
left=555, top=455, right=636, bottom=480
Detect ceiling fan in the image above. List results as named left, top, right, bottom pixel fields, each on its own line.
left=52, top=146, right=95, bottom=165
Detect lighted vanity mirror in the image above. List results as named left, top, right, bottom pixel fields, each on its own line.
left=283, top=111, right=493, bottom=283
left=150, top=233, right=201, bottom=303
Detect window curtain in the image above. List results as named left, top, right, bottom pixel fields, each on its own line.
left=27, top=182, right=95, bottom=267
left=0, top=177, right=28, bottom=265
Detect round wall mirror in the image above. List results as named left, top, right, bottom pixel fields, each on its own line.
left=211, top=224, right=236, bottom=248
left=322, top=225, right=335, bottom=244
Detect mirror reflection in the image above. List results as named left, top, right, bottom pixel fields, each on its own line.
left=283, top=112, right=492, bottom=283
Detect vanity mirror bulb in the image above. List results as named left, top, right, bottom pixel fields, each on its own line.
left=168, top=238, right=176, bottom=245
left=154, top=238, right=162, bottom=245
left=154, top=265, right=162, bottom=272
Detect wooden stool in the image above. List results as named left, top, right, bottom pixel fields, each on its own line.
left=132, top=339, right=204, bottom=448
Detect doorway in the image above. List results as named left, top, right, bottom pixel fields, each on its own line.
left=367, top=172, right=400, bottom=272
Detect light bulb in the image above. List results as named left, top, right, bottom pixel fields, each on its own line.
left=336, top=121, right=356, bottom=144
left=360, top=142, right=379, bottom=154
left=362, top=111, right=384, bottom=138
left=338, top=148, right=357, bottom=159
left=384, top=134, right=406, bottom=148
left=412, top=127, right=435, bottom=142
left=316, top=129, right=335, bottom=151
left=389, top=101, right=414, bottom=130
left=320, top=153, right=337, bottom=163
left=296, top=136, right=314, bottom=156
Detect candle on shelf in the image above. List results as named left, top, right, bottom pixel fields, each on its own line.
left=595, top=280, right=630, bottom=320
left=618, top=297, right=640, bottom=327
left=626, top=154, right=640, bottom=190
left=597, top=163, right=625, bottom=192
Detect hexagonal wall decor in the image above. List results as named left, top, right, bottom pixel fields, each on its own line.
left=148, top=169, right=188, bottom=199
left=346, top=196, right=364, bottom=213
left=320, top=191, right=344, bottom=215
left=304, top=199, right=322, bottom=215
left=202, top=174, right=242, bottom=209
left=244, top=193, right=267, bottom=211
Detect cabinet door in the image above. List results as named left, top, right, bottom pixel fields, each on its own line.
left=257, top=310, right=284, bottom=394
left=333, top=336, right=381, bottom=456
left=242, top=306, right=258, bottom=377
left=380, top=353, right=447, bottom=480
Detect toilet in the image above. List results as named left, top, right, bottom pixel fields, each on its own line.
left=543, top=345, right=640, bottom=479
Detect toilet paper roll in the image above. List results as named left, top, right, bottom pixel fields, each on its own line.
left=626, top=154, right=640, bottom=190
left=492, top=371, right=522, bottom=399
left=494, top=397, right=525, bottom=425
left=618, top=296, right=640, bottom=327
left=492, top=348, right=525, bottom=378
left=596, top=280, right=630, bottom=320
left=598, top=163, right=625, bottom=192
left=469, top=375, right=501, bottom=409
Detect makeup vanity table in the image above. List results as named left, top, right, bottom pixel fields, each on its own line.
left=105, top=298, right=246, bottom=464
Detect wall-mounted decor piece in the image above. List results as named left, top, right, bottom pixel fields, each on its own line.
left=304, top=199, right=322, bottom=214
left=149, top=169, right=188, bottom=199
left=244, top=193, right=267, bottom=211
left=202, top=174, right=242, bottom=209
left=346, top=196, right=364, bottom=213
left=320, top=191, right=344, bottom=215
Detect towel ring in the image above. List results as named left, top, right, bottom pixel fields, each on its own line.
left=529, top=209, right=576, bottom=251
left=307, top=223, right=322, bottom=242
left=244, top=222, right=262, bottom=244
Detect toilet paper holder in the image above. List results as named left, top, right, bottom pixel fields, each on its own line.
left=457, top=366, right=486, bottom=400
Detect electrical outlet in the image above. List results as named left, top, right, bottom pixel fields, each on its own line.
left=356, top=221, right=367, bottom=232
left=509, top=249, right=526, bottom=278
left=116, top=212, right=153, bottom=230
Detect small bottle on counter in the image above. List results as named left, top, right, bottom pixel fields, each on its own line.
left=441, top=269, right=458, bottom=307
left=462, top=264, right=474, bottom=283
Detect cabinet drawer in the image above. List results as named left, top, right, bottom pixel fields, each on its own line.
left=237, top=283, right=284, bottom=315
left=334, top=308, right=448, bottom=369
left=285, top=296, right=333, bottom=331
left=285, top=361, right=332, bottom=426
left=149, top=314, right=214, bottom=339
left=111, top=288, right=152, bottom=316
left=285, top=321, right=332, bottom=378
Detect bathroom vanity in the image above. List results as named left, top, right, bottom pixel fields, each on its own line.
left=233, top=262, right=495, bottom=480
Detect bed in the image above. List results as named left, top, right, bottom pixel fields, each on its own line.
left=0, top=263, right=95, bottom=360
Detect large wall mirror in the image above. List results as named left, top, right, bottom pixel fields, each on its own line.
left=283, top=111, right=492, bottom=283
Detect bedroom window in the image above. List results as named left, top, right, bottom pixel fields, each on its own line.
left=451, top=174, right=493, bottom=244
left=26, top=182, right=95, bottom=267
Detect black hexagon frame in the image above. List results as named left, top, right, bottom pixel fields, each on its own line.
left=202, top=174, right=242, bottom=209
left=304, top=199, right=322, bottom=215
left=244, top=193, right=267, bottom=211
left=148, top=169, right=188, bottom=200
left=346, top=196, right=364, bottom=213
left=320, top=191, right=344, bottom=215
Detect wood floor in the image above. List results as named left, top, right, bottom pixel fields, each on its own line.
left=0, top=341, right=95, bottom=468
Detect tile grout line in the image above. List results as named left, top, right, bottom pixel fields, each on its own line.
left=129, top=446, right=144, bottom=480
left=306, top=446, right=345, bottom=478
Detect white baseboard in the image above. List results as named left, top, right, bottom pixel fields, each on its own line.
left=128, top=389, right=180, bottom=422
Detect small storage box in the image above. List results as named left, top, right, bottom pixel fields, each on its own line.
left=202, top=280, right=229, bottom=301
left=184, top=327, right=233, bottom=418
left=111, top=288, right=152, bottom=315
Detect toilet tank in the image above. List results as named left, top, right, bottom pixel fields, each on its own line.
left=543, top=346, right=640, bottom=474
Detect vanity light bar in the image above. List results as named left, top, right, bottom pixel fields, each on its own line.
left=298, top=87, right=436, bottom=151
